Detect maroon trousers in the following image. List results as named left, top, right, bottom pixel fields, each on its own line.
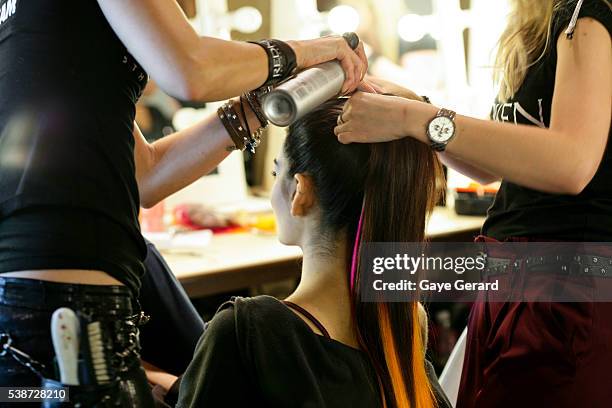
left=457, top=237, right=612, bottom=408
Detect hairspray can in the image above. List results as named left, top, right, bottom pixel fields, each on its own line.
left=262, top=33, right=360, bottom=127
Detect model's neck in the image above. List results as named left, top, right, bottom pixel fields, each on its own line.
left=294, top=244, right=350, bottom=299
left=286, top=237, right=358, bottom=347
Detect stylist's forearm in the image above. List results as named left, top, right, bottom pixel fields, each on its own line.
left=98, top=0, right=268, bottom=101
left=186, top=38, right=269, bottom=101
left=140, top=115, right=232, bottom=206
left=408, top=102, right=607, bottom=195
left=437, top=151, right=500, bottom=186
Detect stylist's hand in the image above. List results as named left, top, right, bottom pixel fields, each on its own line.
left=287, top=36, right=368, bottom=95
left=361, top=75, right=425, bottom=102
left=334, top=92, right=436, bottom=144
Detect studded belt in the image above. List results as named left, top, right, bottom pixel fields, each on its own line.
left=484, top=254, right=612, bottom=277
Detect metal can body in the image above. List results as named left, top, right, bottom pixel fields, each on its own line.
left=262, top=61, right=345, bottom=127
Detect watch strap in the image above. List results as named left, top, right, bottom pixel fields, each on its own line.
left=431, top=141, right=447, bottom=152
left=438, top=108, right=456, bottom=121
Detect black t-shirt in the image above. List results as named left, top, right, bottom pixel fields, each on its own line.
left=482, top=0, right=612, bottom=242
left=0, top=1, right=148, bottom=288
left=176, top=296, right=451, bottom=408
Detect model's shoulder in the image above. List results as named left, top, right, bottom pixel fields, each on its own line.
left=231, top=295, right=296, bottom=329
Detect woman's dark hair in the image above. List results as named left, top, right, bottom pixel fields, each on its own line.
left=285, top=98, right=444, bottom=408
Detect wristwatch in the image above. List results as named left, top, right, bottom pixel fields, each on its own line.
left=426, top=108, right=457, bottom=152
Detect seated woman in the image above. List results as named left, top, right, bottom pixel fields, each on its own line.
left=173, top=98, right=451, bottom=408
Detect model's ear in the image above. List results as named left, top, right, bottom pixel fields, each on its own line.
left=290, top=173, right=316, bottom=217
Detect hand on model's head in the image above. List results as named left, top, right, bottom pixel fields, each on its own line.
left=333, top=91, right=412, bottom=145
left=335, top=77, right=434, bottom=144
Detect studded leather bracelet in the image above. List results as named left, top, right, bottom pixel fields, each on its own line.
left=218, top=102, right=248, bottom=152
left=218, top=97, right=268, bottom=153
left=244, top=89, right=269, bottom=128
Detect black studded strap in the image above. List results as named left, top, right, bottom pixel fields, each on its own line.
left=484, top=254, right=612, bottom=277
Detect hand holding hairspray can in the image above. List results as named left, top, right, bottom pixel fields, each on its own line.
left=262, top=33, right=360, bottom=127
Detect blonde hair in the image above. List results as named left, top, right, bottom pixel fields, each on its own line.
left=495, top=0, right=612, bottom=102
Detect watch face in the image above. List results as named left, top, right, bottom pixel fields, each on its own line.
left=428, top=116, right=455, bottom=143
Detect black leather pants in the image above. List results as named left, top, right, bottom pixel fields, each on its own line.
left=0, top=277, right=155, bottom=407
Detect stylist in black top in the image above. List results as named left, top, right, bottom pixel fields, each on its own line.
left=0, top=0, right=367, bottom=405
left=334, top=0, right=611, bottom=407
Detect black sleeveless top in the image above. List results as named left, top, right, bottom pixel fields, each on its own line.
left=0, top=1, right=148, bottom=291
left=483, top=0, right=612, bottom=242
